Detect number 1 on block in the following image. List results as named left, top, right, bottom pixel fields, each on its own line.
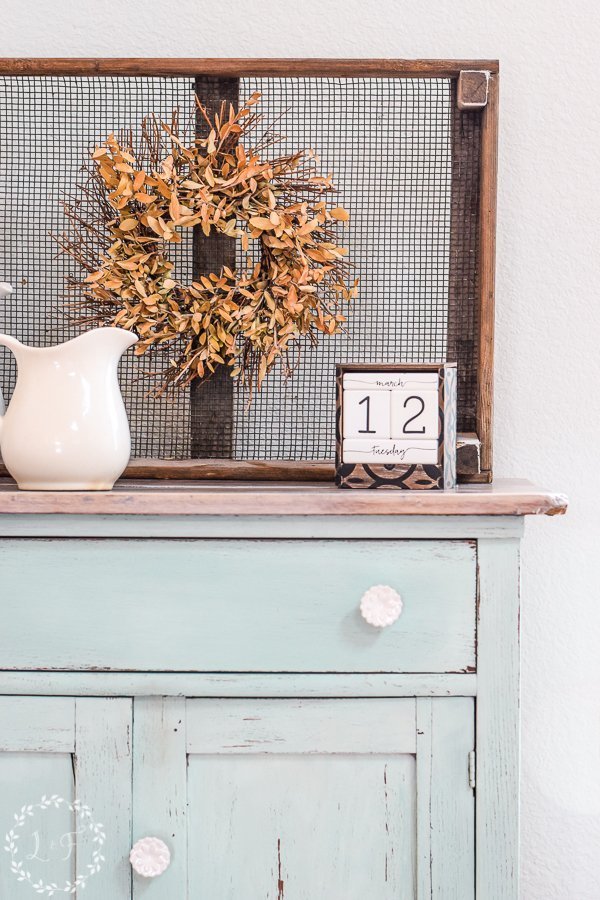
left=343, top=390, right=391, bottom=439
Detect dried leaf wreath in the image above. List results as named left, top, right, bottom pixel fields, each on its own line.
left=58, top=93, right=358, bottom=393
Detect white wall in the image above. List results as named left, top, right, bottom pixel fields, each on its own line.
left=4, top=1, right=599, bottom=894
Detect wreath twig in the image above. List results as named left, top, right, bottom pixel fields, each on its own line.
left=57, top=93, right=358, bottom=394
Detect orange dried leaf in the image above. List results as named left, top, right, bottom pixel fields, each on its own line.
left=330, top=206, right=350, bottom=221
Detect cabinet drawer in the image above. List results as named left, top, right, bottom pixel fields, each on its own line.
left=0, top=539, right=476, bottom=673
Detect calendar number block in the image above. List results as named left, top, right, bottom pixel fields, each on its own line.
left=391, top=390, right=439, bottom=440
left=343, top=390, right=391, bottom=439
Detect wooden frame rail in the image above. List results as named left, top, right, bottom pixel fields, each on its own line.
left=0, top=59, right=499, bottom=78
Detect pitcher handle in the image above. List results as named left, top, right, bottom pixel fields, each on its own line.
left=0, top=367, right=3, bottom=443
left=0, top=332, right=22, bottom=441
left=0, top=284, right=15, bottom=441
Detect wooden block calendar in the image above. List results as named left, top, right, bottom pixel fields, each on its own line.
left=335, top=363, right=457, bottom=490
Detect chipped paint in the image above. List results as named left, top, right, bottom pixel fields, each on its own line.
left=277, top=837, right=285, bottom=900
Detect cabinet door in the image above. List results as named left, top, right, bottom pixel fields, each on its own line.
left=0, top=697, right=132, bottom=899
left=133, top=697, right=474, bottom=900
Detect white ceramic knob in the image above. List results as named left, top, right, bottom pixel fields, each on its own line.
left=129, top=837, right=171, bottom=878
left=360, top=585, right=403, bottom=627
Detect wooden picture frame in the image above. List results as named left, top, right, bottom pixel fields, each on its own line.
left=0, top=59, right=498, bottom=484
left=335, top=363, right=457, bottom=490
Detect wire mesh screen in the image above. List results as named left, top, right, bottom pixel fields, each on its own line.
left=0, top=76, right=195, bottom=458
left=0, top=74, right=481, bottom=462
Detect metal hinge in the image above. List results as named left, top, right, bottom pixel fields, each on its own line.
left=468, top=750, right=476, bottom=790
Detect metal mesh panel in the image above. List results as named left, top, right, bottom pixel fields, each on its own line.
left=0, top=76, right=194, bottom=459
left=0, top=74, right=480, bottom=461
left=234, top=76, right=453, bottom=459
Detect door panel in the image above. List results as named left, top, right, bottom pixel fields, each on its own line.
left=133, top=696, right=474, bottom=900
left=189, top=753, right=416, bottom=898
left=0, top=752, right=76, bottom=898
left=0, top=697, right=132, bottom=899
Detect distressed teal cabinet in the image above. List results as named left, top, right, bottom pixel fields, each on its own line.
left=0, top=480, right=567, bottom=898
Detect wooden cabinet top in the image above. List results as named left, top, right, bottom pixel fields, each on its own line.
left=0, top=478, right=567, bottom=517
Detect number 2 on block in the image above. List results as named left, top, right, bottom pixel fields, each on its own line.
left=391, top=390, right=438, bottom=440
left=402, top=395, right=426, bottom=433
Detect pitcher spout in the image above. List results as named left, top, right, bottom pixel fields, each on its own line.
left=103, top=326, right=138, bottom=354
left=68, top=326, right=138, bottom=362
left=0, top=333, right=25, bottom=358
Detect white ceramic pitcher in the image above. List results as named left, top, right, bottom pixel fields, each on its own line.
left=0, top=327, right=138, bottom=490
